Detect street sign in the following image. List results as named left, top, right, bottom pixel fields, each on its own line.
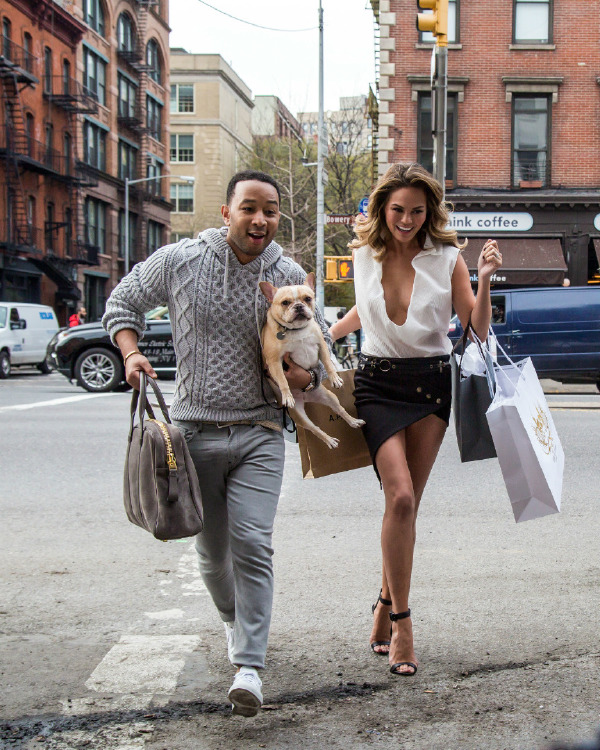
left=326, top=214, right=355, bottom=225
left=358, top=197, right=369, bottom=215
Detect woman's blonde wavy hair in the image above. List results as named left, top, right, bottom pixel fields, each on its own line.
left=349, top=162, right=466, bottom=261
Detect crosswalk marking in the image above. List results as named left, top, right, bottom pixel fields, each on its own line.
left=0, top=393, right=116, bottom=412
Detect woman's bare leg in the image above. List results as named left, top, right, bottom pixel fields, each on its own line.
left=375, top=415, right=447, bottom=673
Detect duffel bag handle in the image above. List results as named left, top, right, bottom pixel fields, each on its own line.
left=129, top=374, right=172, bottom=440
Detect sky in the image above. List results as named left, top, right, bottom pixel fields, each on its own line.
left=168, top=0, right=377, bottom=116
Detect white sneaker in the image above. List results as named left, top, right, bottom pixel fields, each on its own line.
left=224, top=621, right=235, bottom=666
left=228, top=667, right=263, bottom=717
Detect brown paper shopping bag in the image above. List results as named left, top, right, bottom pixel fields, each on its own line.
left=296, top=369, right=372, bottom=478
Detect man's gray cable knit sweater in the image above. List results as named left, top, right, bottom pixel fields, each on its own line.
left=102, top=227, right=331, bottom=424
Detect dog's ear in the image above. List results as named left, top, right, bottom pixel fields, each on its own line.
left=304, top=272, right=316, bottom=291
left=259, top=280, right=278, bottom=302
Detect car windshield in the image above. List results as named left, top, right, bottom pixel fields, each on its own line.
left=0, top=307, right=6, bottom=328
left=145, top=306, right=169, bottom=321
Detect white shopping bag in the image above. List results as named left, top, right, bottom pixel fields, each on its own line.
left=486, top=356, right=564, bottom=523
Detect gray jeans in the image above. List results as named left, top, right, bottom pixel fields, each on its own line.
left=173, top=421, right=285, bottom=669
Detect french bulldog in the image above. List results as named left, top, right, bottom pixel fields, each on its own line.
left=259, top=272, right=365, bottom=449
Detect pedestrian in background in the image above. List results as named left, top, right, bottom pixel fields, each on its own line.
left=103, top=170, right=331, bottom=716
left=329, top=162, right=502, bottom=676
left=68, top=306, right=86, bottom=327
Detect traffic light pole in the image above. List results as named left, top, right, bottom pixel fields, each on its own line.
left=316, top=0, right=325, bottom=311
left=433, top=44, right=447, bottom=198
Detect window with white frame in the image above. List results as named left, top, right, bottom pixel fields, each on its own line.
left=419, top=0, right=458, bottom=43
left=170, top=183, right=194, bottom=213
left=514, top=0, right=551, bottom=43
left=170, top=84, right=194, bottom=113
left=170, top=134, right=193, bottom=162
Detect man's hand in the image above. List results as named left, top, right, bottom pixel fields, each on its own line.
left=282, top=353, right=311, bottom=390
left=125, top=352, right=157, bottom=390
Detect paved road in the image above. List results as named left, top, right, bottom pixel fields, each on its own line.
left=1, top=370, right=599, bottom=749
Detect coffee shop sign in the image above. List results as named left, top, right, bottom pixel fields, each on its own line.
left=448, top=212, right=534, bottom=232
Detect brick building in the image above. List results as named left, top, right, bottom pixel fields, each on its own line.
left=371, top=0, right=600, bottom=287
left=1, top=0, right=171, bottom=324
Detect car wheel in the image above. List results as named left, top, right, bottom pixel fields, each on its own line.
left=74, top=348, right=123, bottom=392
left=37, top=359, right=53, bottom=374
left=0, top=351, right=10, bottom=379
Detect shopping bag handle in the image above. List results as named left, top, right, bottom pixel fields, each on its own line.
left=454, top=318, right=497, bottom=399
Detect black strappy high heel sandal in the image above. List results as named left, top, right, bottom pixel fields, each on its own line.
left=370, top=589, right=392, bottom=655
left=389, top=609, right=418, bottom=676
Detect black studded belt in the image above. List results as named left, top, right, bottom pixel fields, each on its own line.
left=358, top=354, right=450, bottom=374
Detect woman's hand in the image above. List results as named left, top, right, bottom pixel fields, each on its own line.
left=477, top=239, right=503, bottom=281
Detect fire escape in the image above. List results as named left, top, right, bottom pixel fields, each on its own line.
left=116, top=0, right=158, bottom=265
left=0, top=37, right=100, bottom=302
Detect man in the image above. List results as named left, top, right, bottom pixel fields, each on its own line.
left=103, top=170, right=330, bottom=717
left=69, top=306, right=87, bottom=327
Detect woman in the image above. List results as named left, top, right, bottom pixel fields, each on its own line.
left=329, top=163, right=502, bottom=676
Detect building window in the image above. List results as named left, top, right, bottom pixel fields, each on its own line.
left=64, top=132, right=72, bottom=175
left=146, top=160, right=162, bottom=195
left=2, top=18, right=11, bottom=59
left=118, top=73, right=138, bottom=118
left=83, top=48, right=106, bottom=105
left=27, top=196, right=35, bottom=227
left=512, top=95, right=550, bottom=186
left=84, top=275, right=106, bottom=322
left=45, top=202, right=55, bottom=251
left=170, top=134, right=193, bottom=162
left=83, top=121, right=106, bottom=170
left=147, top=220, right=163, bottom=255
left=44, top=47, right=52, bottom=94
left=118, top=139, right=138, bottom=180
left=170, top=183, right=194, bottom=213
left=62, top=59, right=70, bottom=94
left=44, top=123, right=54, bottom=167
left=84, top=197, right=106, bottom=252
left=146, top=39, right=161, bottom=84
left=118, top=209, right=137, bottom=258
left=417, top=93, right=457, bottom=182
left=25, top=113, right=34, bottom=157
left=83, top=0, right=105, bottom=37
left=64, top=207, right=72, bottom=255
left=117, top=13, right=135, bottom=52
left=514, top=0, right=551, bottom=43
left=23, top=33, right=33, bottom=72
left=419, top=0, right=458, bottom=43
left=170, top=84, right=194, bottom=113
left=146, top=96, right=162, bottom=141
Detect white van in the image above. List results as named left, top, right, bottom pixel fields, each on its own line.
left=0, top=302, right=59, bottom=378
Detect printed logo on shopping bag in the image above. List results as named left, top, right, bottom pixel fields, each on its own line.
left=532, top=403, right=555, bottom=458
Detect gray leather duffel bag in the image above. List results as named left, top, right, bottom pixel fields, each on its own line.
left=124, top=374, right=203, bottom=540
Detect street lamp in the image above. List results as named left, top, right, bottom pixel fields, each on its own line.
left=124, top=174, right=195, bottom=275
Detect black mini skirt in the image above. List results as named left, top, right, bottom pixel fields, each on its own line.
left=353, top=353, right=452, bottom=472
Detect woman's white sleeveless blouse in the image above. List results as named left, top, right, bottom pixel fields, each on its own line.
left=354, top=236, right=460, bottom=358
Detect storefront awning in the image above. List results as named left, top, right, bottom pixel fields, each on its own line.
left=461, top=238, right=567, bottom=286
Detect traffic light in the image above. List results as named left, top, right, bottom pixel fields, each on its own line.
left=324, top=256, right=354, bottom=283
left=416, top=0, right=448, bottom=45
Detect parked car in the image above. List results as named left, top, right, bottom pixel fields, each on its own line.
left=449, top=286, right=600, bottom=390
left=47, top=306, right=175, bottom=392
left=0, top=302, right=59, bottom=378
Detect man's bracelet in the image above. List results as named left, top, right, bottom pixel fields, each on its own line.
left=123, top=349, right=141, bottom=363
left=302, top=369, right=317, bottom=392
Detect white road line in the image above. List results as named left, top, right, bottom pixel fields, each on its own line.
left=0, top=393, right=116, bottom=412
left=85, top=634, right=200, bottom=694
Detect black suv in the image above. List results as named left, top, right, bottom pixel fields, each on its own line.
left=47, top=307, right=175, bottom=392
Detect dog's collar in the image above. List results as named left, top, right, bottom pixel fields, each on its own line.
left=275, top=322, right=291, bottom=340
